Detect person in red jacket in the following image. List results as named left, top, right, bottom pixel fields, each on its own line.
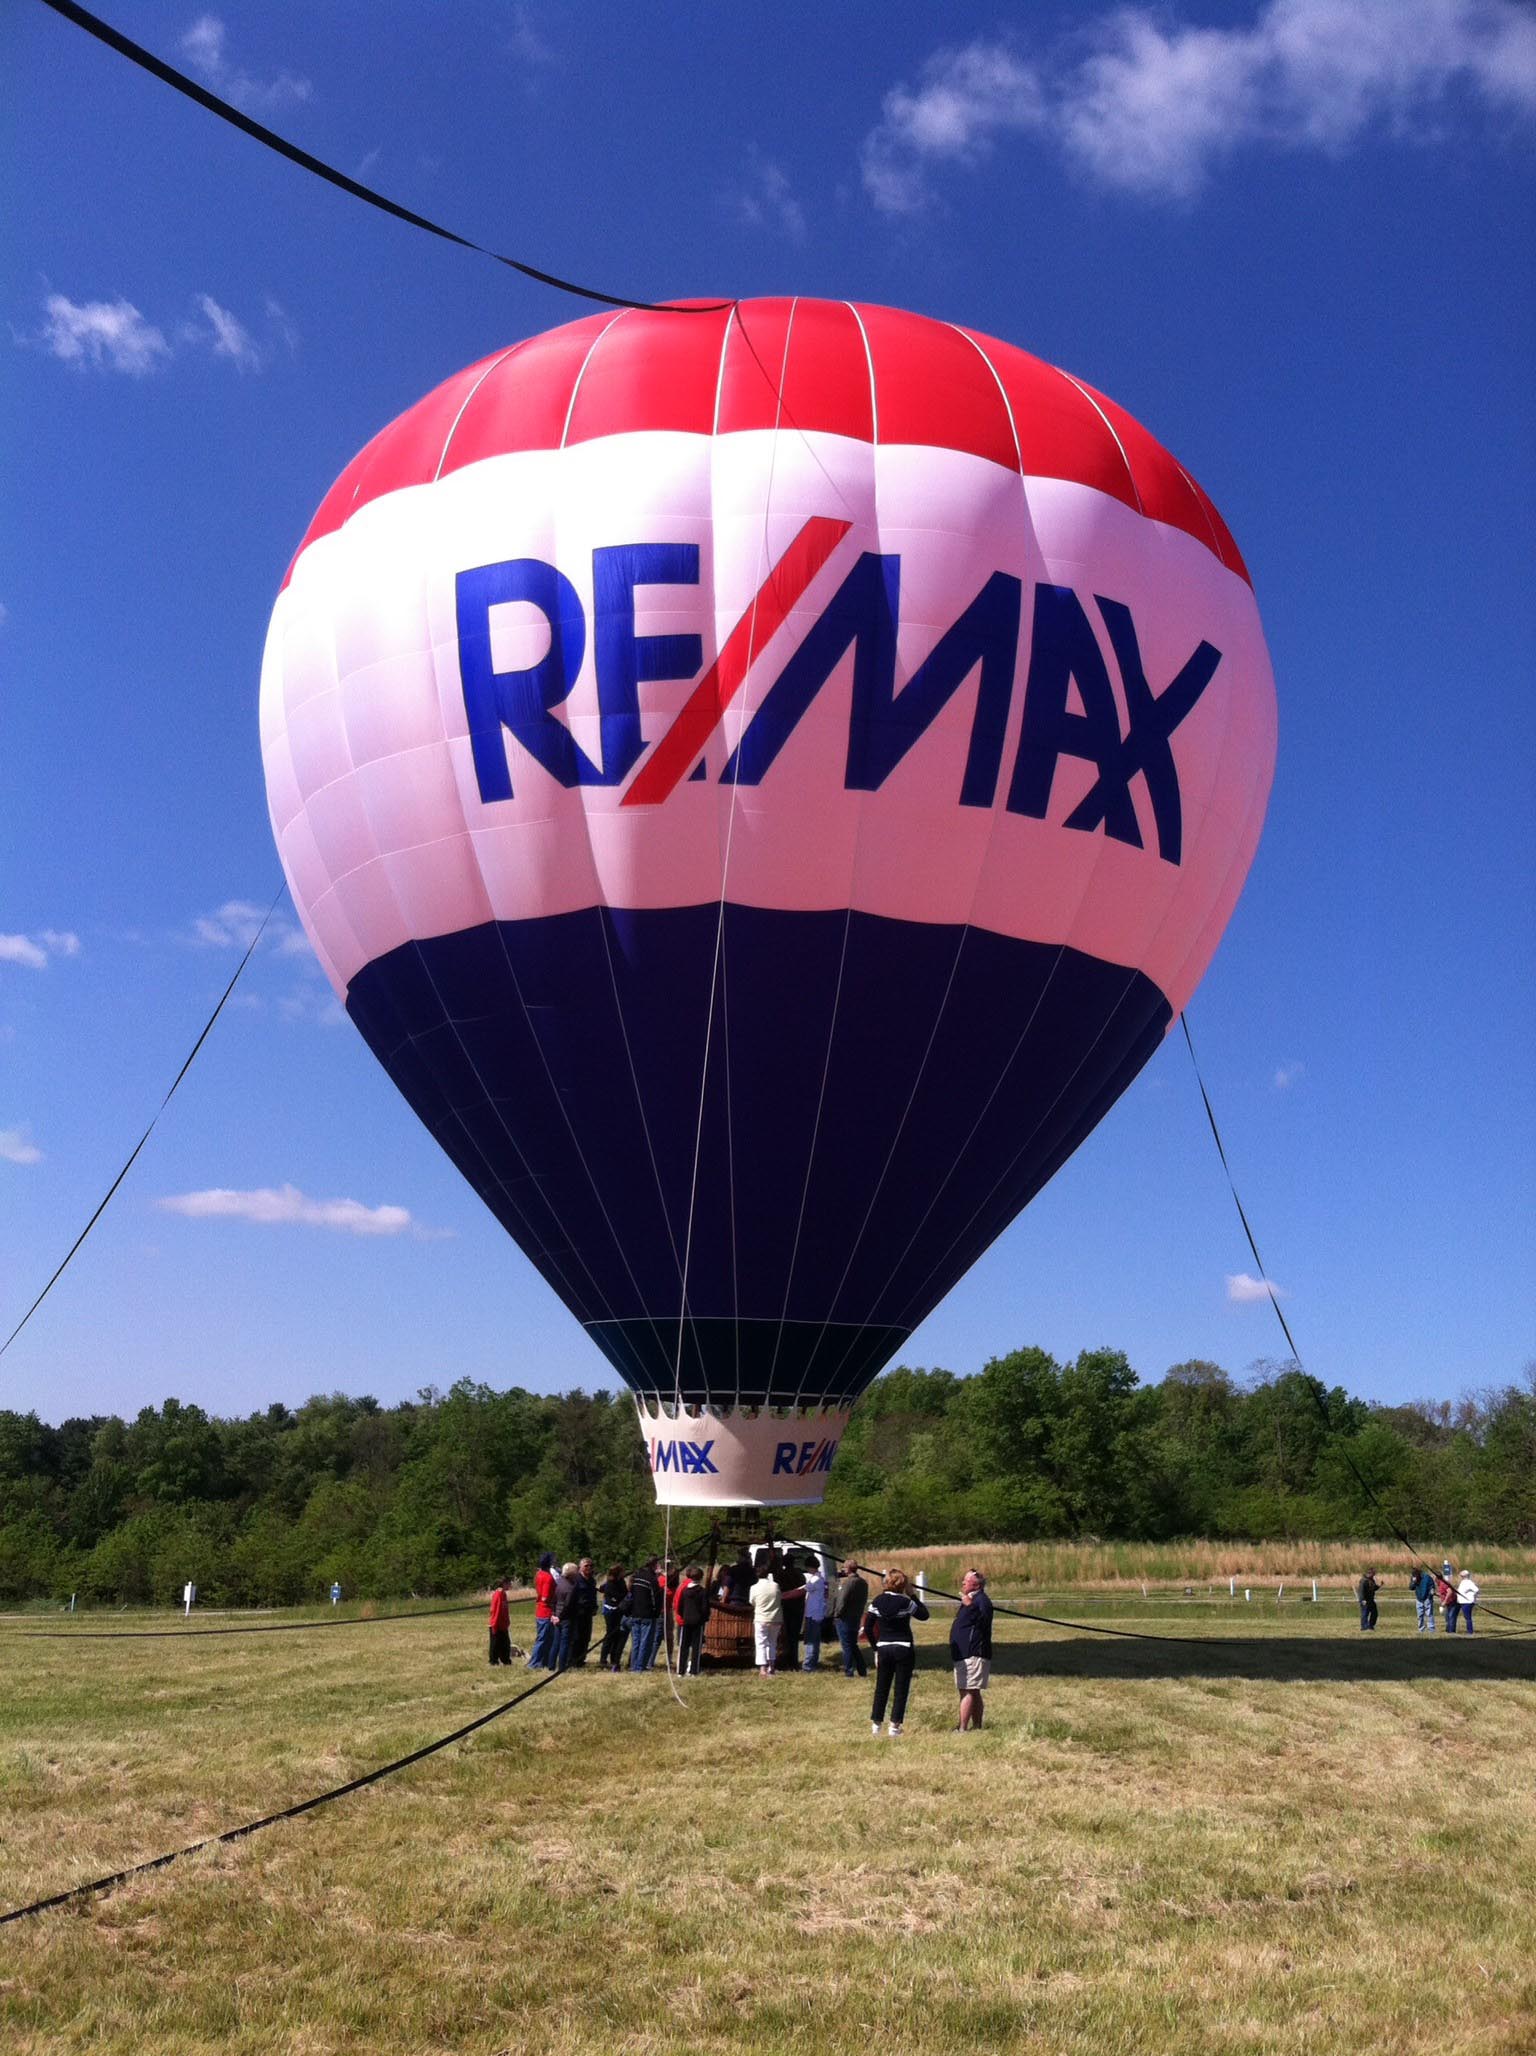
left=526, top=1552, right=559, bottom=1670
left=488, top=1576, right=512, bottom=1667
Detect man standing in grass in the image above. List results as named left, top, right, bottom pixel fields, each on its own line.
left=950, top=1568, right=993, bottom=1731
left=488, top=1576, right=512, bottom=1667
left=801, top=1557, right=830, bottom=1671
left=1411, top=1565, right=1437, bottom=1632
left=526, top=1553, right=558, bottom=1670
left=626, top=1555, right=663, bottom=1671
left=1356, top=1569, right=1380, bottom=1632
left=569, top=1558, right=598, bottom=1667
left=834, top=1561, right=869, bottom=1679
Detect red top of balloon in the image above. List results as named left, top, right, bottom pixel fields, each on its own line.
left=285, top=298, right=1248, bottom=589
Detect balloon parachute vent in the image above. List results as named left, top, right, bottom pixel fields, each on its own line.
left=635, top=1399, right=852, bottom=1508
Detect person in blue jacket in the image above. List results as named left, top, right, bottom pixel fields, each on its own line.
left=949, top=1567, right=994, bottom=1730
left=1410, top=1565, right=1437, bottom=1632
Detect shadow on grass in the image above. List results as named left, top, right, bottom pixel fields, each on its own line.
left=937, top=1634, right=1536, bottom=1685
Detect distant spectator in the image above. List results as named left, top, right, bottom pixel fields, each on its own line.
left=749, top=1552, right=802, bottom=1676
left=526, top=1552, right=558, bottom=1670
left=488, top=1575, right=513, bottom=1667
left=626, top=1555, right=664, bottom=1671
left=801, top=1558, right=830, bottom=1671
left=676, top=1563, right=711, bottom=1676
left=1456, top=1569, right=1479, bottom=1634
left=834, top=1561, right=869, bottom=1678
left=597, top=1564, right=630, bottom=1670
left=569, top=1558, right=598, bottom=1666
left=1440, top=1561, right=1461, bottom=1633
left=729, top=1549, right=755, bottom=1605
left=950, top=1568, right=994, bottom=1730
left=1356, top=1569, right=1380, bottom=1632
left=865, top=1568, right=929, bottom=1737
left=1410, top=1565, right=1437, bottom=1633
left=553, top=1561, right=579, bottom=1670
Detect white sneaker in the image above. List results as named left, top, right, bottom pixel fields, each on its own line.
left=871, top=1721, right=881, bottom=1737
left=888, top=1722, right=903, bottom=1737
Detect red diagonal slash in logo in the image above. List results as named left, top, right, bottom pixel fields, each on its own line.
left=621, top=514, right=852, bottom=808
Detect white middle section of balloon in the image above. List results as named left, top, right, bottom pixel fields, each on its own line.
left=261, top=429, right=1276, bottom=1012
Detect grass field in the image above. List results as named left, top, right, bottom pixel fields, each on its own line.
left=3, top=1585, right=1534, bottom=2055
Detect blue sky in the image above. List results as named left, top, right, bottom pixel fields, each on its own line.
left=4, top=0, right=1533, bottom=1427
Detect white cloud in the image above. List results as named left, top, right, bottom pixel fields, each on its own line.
left=863, top=42, right=1044, bottom=213
left=191, top=293, right=262, bottom=371
left=731, top=151, right=809, bottom=242
left=1273, top=1060, right=1305, bottom=1089
left=157, top=1183, right=415, bottom=1236
left=26, top=290, right=282, bottom=376
left=190, top=899, right=281, bottom=950
left=35, top=294, right=171, bottom=375
left=179, top=15, right=312, bottom=114
left=506, top=5, right=558, bottom=70
left=1227, top=1270, right=1287, bottom=1303
left=0, top=930, right=79, bottom=969
left=864, top=2, right=1536, bottom=208
left=0, top=1127, right=43, bottom=1167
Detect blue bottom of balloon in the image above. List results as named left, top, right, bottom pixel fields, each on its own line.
left=345, top=905, right=1169, bottom=1409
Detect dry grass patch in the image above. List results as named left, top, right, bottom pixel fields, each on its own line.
left=1, top=1597, right=1533, bottom=2054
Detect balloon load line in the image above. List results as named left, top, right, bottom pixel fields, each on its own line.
left=5, top=1602, right=491, bottom=1642
left=1178, top=1016, right=1534, bottom=1634
left=34, top=0, right=728, bottom=316
left=0, top=884, right=285, bottom=1365
left=0, top=1670, right=565, bottom=1928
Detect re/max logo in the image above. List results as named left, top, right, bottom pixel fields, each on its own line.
left=456, top=515, right=1221, bottom=866
left=649, top=1438, right=718, bottom=1475
left=773, top=1439, right=838, bottom=1477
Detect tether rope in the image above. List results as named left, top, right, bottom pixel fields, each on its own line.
left=0, top=884, right=285, bottom=1361
left=0, top=1669, right=563, bottom=1926
left=842, top=1560, right=1536, bottom=1646
left=1178, top=1012, right=1534, bottom=1633
left=35, top=0, right=728, bottom=315
left=7, top=1601, right=488, bottom=1641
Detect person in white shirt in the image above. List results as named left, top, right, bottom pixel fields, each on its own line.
left=1456, top=1570, right=1480, bottom=1634
left=748, top=1551, right=803, bottom=1677
left=801, top=1562, right=830, bottom=1672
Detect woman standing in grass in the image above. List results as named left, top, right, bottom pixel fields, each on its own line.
left=865, top=1569, right=929, bottom=1738
left=1456, top=1569, right=1479, bottom=1633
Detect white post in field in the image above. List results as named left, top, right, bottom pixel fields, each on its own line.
left=1229, top=1576, right=1236, bottom=1599
left=1312, top=1579, right=1319, bottom=1604
left=182, top=1580, right=195, bottom=1618
left=1245, top=1587, right=1251, bottom=1602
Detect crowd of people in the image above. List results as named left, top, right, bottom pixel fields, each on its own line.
left=1360, top=1561, right=1481, bottom=1632
left=486, top=1546, right=996, bottom=1735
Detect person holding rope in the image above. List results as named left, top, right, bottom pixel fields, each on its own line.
left=865, top=1568, right=929, bottom=1737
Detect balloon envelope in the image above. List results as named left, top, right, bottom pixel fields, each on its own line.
left=261, top=298, right=1275, bottom=1504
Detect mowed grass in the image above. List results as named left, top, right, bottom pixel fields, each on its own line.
left=2, top=1593, right=1534, bottom=2055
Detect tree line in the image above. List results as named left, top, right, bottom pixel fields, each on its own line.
left=1, top=1351, right=1532, bottom=1606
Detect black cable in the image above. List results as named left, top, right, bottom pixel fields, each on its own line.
left=848, top=1562, right=1536, bottom=1645
left=35, top=0, right=728, bottom=316
left=1179, top=1013, right=1534, bottom=1632
left=0, top=884, right=285, bottom=1361
left=0, top=1668, right=563, bottom=1926
left=9, top=1601, right=488, bottom=1640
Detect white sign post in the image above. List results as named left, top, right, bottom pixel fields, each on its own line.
left=182, top=1580, right=196, bottom=1619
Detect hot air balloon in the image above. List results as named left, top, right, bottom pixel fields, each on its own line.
left=260, top=298, right=1275, bottom=1509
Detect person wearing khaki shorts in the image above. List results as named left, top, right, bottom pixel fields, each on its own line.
left=949, top=1568, right=994, bottom=1731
